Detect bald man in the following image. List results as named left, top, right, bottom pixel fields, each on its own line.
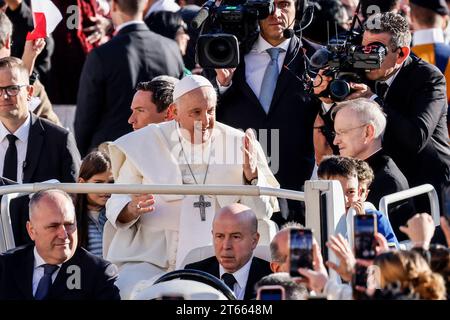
left=185, top=204, right=272, bottom=300
left=105, top=75, right=279, bottom=299
left=269, top=223, right=304, bottom=273
left=0, top=189, right=120, bottom=300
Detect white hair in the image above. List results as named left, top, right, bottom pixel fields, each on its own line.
left=333, top=98, right=387, bottom=140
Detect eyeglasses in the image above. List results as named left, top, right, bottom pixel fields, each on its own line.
left=0, top=85, right=28, bottom=97
left=335, top=123, right=368, bottom=137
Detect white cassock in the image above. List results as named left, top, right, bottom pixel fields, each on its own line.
left=104, top=120, right=279, bottom=299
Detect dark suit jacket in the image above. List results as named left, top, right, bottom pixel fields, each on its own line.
left=75, top=23, right=185, bottom=156
left=4, top=113, right=81, bottom=246
left=216, top=36, right=321, bottom=220
left=381, top=55, right=450, bottom=212
left=0, top=244, right=120, bottom=300
left=365, top=150, right=414, bottom=240
left=185, top=256, right=272, bottom=300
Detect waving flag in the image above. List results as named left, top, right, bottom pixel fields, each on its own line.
left=26, top=0, right=63, bottom=40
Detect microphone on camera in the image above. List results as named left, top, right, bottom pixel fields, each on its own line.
left=310, top=48, right=330, bottom=68
left=283, top=28, right=295, bottom=39
left=191, top=0, right=215, bottom=29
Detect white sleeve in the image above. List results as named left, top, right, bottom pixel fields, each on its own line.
left=105, top=156, right=143, bottom=230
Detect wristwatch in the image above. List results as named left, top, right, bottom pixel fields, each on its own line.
left=248, top=177, right=258, bottom=185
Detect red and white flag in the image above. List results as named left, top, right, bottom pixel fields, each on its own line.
left=26, top=0, right=63, bottom=40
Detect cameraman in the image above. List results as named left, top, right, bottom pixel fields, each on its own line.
left=314, top=12, right=450, bottom=218
left=214, top=0, right=321, bottom=224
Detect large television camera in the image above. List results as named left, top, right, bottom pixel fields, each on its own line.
left=311, top=4, right=386, bottom=101
left=192, top=0, right=275, bottom=68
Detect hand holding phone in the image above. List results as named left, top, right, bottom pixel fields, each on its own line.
left=289, top=229, right=313, bottom=278
left=353, top=214, right=377, bottom=260
left=256, top=285, right=286, bottom=300
left=353, top=214, right=377, bottom=288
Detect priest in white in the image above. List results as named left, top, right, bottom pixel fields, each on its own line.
left=104, top=75, right=279, bottom=299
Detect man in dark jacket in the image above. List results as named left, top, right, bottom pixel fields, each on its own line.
left=213, top=0, right=321, bottom=223
left=185, top=203, right=272, bottom=300
left=332, top=98, right=413, bottom=239
left=315, top=12, right=450, bottom=216
left=0, top=189, right=120, bottom=300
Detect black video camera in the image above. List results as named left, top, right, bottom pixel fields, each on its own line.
left=312, top=36, right=387, bottom=102
left=192, top=0, right=274, bottom=68
left=310, top=1, right=387, bottom=102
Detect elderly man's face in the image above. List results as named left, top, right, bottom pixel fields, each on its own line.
left=128, top=90, right=167, bottom=130
left=0, top=67, right=32, bottom=120
left=333, top=107, right=370, bottom=159
left=270, top=230, right=290, bottom=273
left=26, top=193, right=78, bottom=265
left=174, top=87, right=216, bottom=144
left=213, top=213, right=259, bottom=273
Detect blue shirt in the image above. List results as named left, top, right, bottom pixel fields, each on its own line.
left=365, top=209, right=399, bottom=248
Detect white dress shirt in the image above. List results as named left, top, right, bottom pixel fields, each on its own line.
left=219, top=257, right=253, bottom=300
left=0, top=114, right=31, bottom=183
left=32, top=247, right=61, bottom=296
left=218, top=35, right=291, bottom=98
left=413, top=28, right=445, bottom=46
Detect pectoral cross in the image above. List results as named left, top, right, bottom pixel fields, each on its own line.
left=193, top=195, right=211, bottom=221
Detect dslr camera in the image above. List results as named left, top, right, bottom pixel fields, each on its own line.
left=192, top=0, right=275, bottom=68
left=312, top=33, right=387, bottom=102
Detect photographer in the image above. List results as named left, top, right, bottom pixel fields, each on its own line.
left=214, top=0, right=321, bottom=224
left=314, top=12, right=450, bottom=218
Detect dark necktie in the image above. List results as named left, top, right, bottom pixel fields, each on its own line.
left=3, top=134, right=18, bottom=181
left=34, top=264, right=59, bottom=300
left=221, top=273, right=237, bottom=291
left=375, top=81, right=389, bottom=99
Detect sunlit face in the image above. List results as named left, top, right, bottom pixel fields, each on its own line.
left=213, top=214, right=259, bottom=273
left=362, top=31, right=407, bottom=81
left=259, top=0, right=296, bottom=46
left=270, top=230, right=289, bottom=273
left=359, top=179, right=370, bottom=202
left=128, top=90, right=166, bottom=130
left=333, top=108, right=369, bottom=158
left=174, top=87, right=216, bottom=144
left=79, top=170, right=113, bottom=210
left=26, top=193, right=77, bottom=265
left=0, top=68, right=32, bottom=120
left=328, top=174, right=359, bottom=209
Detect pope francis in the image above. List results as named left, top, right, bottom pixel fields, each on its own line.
left=104, top=75, right=279, bottom=299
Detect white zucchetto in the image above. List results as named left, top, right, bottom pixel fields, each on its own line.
left=172, top=75, right=214, bottom=101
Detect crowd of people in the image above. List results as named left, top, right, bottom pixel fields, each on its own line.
left=0, top=0, right=449, bottom=300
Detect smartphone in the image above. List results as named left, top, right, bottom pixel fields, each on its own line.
left=256, top=285, right=286, bottom=300
left=354, top=214, right=377, bottom=260
left=289, top=228, right=313, bottom=278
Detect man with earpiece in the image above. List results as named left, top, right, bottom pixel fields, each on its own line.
left=214, top=0, right=322, bottom=226
left=314, top=12, right=450, bottom=227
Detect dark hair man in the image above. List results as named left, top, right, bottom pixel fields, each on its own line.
left=128, top=76, right=179, bottom=130
left=213, top=0, right=322, bottom=224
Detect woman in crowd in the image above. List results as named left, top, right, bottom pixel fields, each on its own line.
left=374, top=250, right=447, bottom=300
